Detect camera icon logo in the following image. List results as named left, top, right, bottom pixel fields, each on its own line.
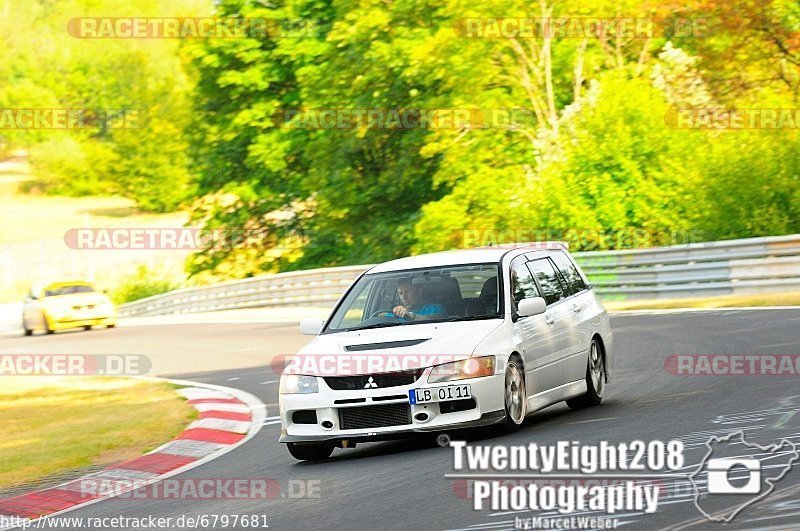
left=691, top=430, right=799, bottom=522
left=706, top=458, right=761, bottom=494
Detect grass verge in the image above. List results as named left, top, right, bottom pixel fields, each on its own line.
left=0, top=377, right=197, bottom=490
left=604, top=291, right=800, bottom=311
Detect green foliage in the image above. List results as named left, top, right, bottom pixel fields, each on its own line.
left=183, top=0, right=800, bottom=274
left=5, top=0, right=800, bottom=276
left=0, top=0, right=200, bottom=211
left=110, top=265, right=183, bottom=304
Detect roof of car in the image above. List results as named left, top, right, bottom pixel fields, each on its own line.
left=366, top=242, right=568, bottom=274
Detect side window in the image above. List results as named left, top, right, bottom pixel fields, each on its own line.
left=510, top=257, right=540, bottom=310
left=336, top=282, right=375, bottom=327
left=527, top=258, right=566, bottom=306
left=550, top=251, right=588, bottom=296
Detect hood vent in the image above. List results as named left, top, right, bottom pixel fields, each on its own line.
left=344, top=338, right=430, bottom=351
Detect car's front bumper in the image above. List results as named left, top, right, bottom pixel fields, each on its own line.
left=278, top=371, right=506, bottom=444
left=279, top=410, right=505, bottom=443
left=50, top=315, right=116, bottom=330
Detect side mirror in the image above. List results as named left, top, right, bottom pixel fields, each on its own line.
left=27, top=291, right=38, bottom=301
left=517, top=297, right=547, bottom=317
left=299, top=318, right=325, bottom=336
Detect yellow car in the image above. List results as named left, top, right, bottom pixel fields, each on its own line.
left=22, top=281, right=116, bottom=336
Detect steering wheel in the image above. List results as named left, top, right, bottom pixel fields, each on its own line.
left=370, top=310, right=395, bottom=318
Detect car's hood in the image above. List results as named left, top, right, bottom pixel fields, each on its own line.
left=293, top=319, right=503, bottom=375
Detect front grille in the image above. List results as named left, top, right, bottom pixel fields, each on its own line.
left=439, top=398, right=477, bottom=414
left=324, top=369, right=422, bottom=391
left=339, top=403, right=411, bottom=430
left=292, top=410, right=317, bottom=424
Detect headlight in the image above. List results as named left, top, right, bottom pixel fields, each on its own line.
left=428, top=356, right=496, bottom=383
left=279, top=374, right=319, bottom=394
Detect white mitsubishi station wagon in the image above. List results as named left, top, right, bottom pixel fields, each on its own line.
left=279, top=243, right=613, bottom=460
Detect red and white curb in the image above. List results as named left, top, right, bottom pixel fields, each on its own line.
left=0, top=378, right=266, bottom=526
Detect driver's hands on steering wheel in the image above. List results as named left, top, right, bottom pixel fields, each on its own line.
left=392, top=305, right=413, bottom=320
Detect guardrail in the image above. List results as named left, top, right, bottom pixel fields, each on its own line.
left=118, top=234, right=800, bottom=316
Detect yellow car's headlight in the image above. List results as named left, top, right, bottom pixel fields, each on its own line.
left=428, top=356, right=496, bottom=383
left=279, top=374, right=319, bottom=394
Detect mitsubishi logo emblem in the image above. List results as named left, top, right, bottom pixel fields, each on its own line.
left=364, top=376, right=378, bottom=389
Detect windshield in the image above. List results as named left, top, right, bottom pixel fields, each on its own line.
left=43, top=285, right=95, bottom=297
left=324, top=263, right=501, bottom=333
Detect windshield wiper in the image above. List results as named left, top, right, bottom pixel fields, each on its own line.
left=443, top=315, right=501, bottom=322
left=339, top=321, right=408, bottom=332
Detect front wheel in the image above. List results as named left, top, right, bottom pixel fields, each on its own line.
left=566, top=339, right=605, bottom=410
left=43, top=313, right=54, bottom=335
left=286, top=442, right=335, bottom=461
left=501, top=357, right=527, bottom=432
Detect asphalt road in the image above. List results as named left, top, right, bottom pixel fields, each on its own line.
left=2, top=309, right=800, bottom=530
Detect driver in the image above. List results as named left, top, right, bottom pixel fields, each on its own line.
left=391, top=280, right=446, bottom=321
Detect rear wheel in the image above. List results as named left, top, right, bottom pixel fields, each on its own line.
left=501, top=357, right=527, bottom=432
left=566, top=339, right=605, bottom=410
left=83, top=325, right=92, bottom=331
left=286, top=442, right=335, bottom=461
left=23, top=324, right=32, bottom=336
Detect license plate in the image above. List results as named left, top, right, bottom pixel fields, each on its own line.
left=409, top=384, right=471, bottom=405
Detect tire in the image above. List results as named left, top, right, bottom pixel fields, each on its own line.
left=83, top=325, right=92, bottom=331
left=23, top=326, right=33, bottom=336
left=107, top=323, right=116, bottom=329
left=43, top=313, right=54, bottom=335
left=286, top=442, right=334, bottom=461
left=501, top=357, right=527, bottom=432
left=566, top=338, right=605, bottom=410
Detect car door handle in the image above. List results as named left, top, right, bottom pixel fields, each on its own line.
left=544, top=314, right=554, bottom=325
left=572, top=303, right=583, bottom=313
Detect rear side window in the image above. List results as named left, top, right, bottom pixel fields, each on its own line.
left=550, top=251, right=588, bottom=296
left=527, top=258, right=565, bottom=305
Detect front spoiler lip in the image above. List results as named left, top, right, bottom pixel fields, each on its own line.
left=278, top=410, right=505, bottom=444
